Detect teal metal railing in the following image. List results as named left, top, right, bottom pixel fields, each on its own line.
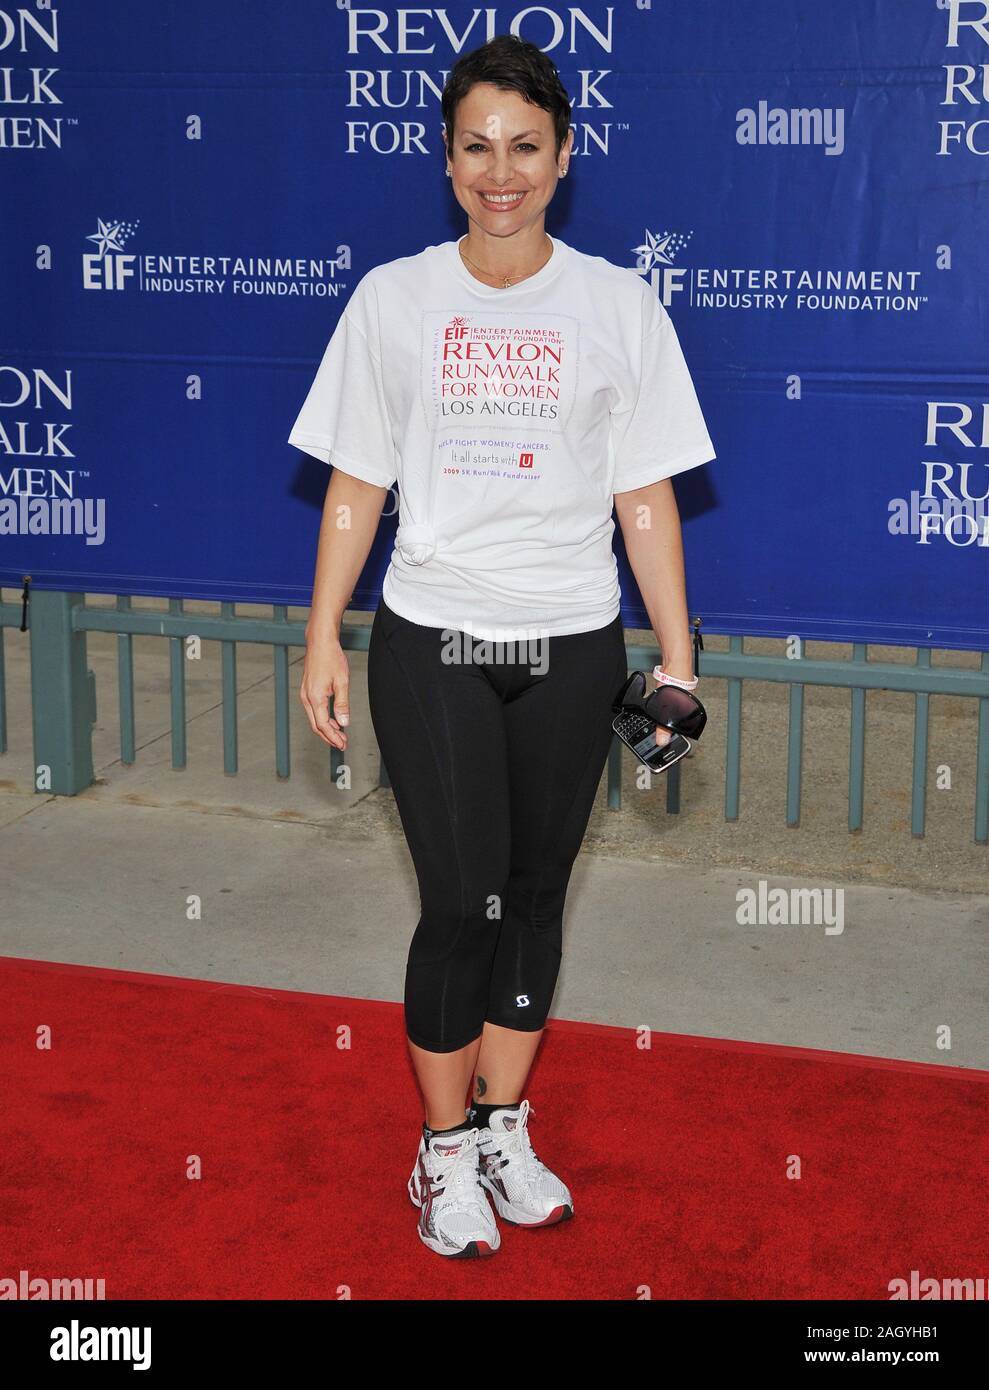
left=2, top=587, right=988, bottom=843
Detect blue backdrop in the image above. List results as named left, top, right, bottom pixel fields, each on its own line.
left=3, top=1, right=988, bottom=647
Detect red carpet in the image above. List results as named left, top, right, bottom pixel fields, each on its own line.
left=1, top=954, right=986, bottom=1300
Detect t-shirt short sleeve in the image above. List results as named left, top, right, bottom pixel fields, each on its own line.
left=610, top=288, right=716, bottom=494
left=287, top=275, right=399, bottom=490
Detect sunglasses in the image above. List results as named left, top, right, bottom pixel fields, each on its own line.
left=612, top=670, right=707, bottom=741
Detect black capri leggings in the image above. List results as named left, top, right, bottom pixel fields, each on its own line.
left=366, top=596, right=628, bottom=1054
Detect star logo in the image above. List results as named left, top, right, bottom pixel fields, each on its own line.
left=631, top=227, right=694, bottom=274
left=86, top=217, right=140, bottom=258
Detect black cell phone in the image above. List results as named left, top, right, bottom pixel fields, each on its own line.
left=612, top=706, right=692, bottom=773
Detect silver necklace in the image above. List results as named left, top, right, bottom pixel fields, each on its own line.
left=458, top=235, right=553, bottom=289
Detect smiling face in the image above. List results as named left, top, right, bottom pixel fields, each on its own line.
left=444, top=82, right=572, bottom=238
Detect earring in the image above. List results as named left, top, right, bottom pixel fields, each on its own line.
left=445, top=167, right=451, bottom=177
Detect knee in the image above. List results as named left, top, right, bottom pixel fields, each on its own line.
left=410, top=888, right=505, bottom=966
left=504, top=862, right=571, bottom=937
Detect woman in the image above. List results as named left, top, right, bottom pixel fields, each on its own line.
left=289, top=34, right=716, bottom=1260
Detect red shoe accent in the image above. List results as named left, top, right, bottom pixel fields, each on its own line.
left=529, top=1205, right=567, bottom=1226
left=502, top=1203, right=573, bottom=1228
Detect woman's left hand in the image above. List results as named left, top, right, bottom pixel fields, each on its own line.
left=653, top=662, right=696, bottom=747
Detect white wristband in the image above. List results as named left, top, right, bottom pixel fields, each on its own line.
left=653, top=664, right=698, bottom=691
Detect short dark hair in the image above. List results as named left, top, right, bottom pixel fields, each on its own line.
left=441, top=34, right=572, bottom=159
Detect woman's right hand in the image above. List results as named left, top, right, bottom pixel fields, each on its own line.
left=299, top=636, right=351, bottom=751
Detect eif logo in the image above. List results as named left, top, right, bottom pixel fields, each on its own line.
left=444, top=315, right=470, bottom=340
left=631, top=226, right=695, bottom=306
left=82, top=218, right=141, bottom=291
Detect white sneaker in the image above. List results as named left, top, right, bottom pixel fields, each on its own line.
left=475, top=1099, right=574, bottom=1227
left=408, top=1125, right=500, bottom=1258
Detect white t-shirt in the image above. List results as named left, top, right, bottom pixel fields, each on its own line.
left=288, top=234, right=716, bottom=641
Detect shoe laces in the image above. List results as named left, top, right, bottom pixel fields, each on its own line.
left=487, top=1099, right=541, bottom=1177
left=428, top=1126, right=485, bottom=1210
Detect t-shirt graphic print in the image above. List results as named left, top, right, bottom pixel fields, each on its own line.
left=423, top=310, right=575, bottom=434
left=419, top=309, right=579, bottom=568
left=288, top=234, right=717, bottom=641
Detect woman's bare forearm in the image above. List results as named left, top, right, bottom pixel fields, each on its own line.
left=614, top=478, right=694, bottom=678
left=305, top=469, right=390, bottom=644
